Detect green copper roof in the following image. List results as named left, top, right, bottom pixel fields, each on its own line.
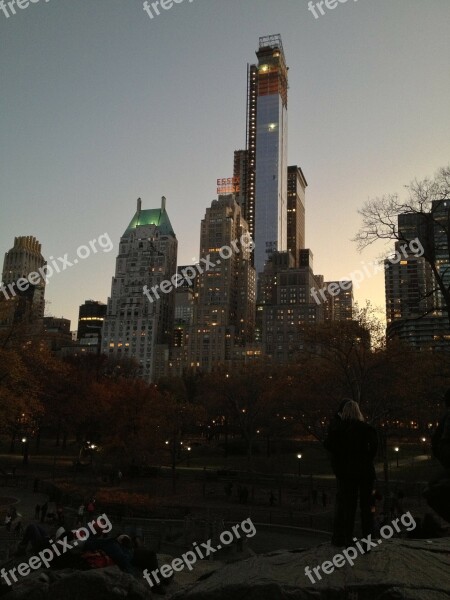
left=123, top=208, right=175, bottom=237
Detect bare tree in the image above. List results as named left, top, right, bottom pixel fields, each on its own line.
left=354, top=166, right=450, bottom=324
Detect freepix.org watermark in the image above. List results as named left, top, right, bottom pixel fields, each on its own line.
left=307, top=0, right=360, bottom=20
left=0, top=233, right=113, bottom=301
left=0, top=514, right=112, bottom=586
left=0, top=0, right=50, bottom=19
left=143, top=0, right=194, bottom=20
left=304, top=511, right=416, bottom=584
left=311, top=237, right=424, bottom=306
left=143, top=233, right=254, bottom=304
left=143, top=518, right=256, bottom=589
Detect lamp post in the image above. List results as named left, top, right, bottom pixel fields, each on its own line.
left=297, top=453, right=302, bottom=478
left=187, top=446, right=191, bottom=467
left=22, top=437, right=29, bottom=466
left=394, top=446, right=399, bottom=468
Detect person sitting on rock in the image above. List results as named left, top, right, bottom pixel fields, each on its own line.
left=82, top=533, right=134, bottom=573
left=16, top=523, right=50, bottom=554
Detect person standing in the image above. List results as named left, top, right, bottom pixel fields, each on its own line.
left=40, top=502, right=48, bottom=524
left=432, top=389, right=450, bottom=469
left=77, top=503, right=85, bottom=523
left=425, top=390, right=450, bottom=523
left=324, top=399, right=378, bottom=546
left=86, top=498, right=96, bottom=520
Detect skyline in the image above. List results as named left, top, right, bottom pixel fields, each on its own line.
left=1, top=0, right=450, bottom=328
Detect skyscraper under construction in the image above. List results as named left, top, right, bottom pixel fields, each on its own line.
left=235, top=35, right=289, bottom=276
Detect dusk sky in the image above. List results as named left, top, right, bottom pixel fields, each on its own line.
left=1, top=0, right=449, bottom=328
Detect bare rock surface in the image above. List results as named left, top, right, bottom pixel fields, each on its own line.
left=1, top=539, right=449, bottom=599
left=171, top=538, right=450, bottom=600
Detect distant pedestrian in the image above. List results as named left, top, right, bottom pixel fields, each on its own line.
left=40, top=502, right=48, bottom=523
left=56, top=505, right=64, bottom=525
left=432, top=389, right=450, bottom=469
left=14, top=520, right=23, bottom=536
left=322, top=490, right=327, bottom=508
left=34, top=504, right=40, bottom=520
left=77, top=503, right=85, bottom=522
left=4, top=514, right=12, bottom=531
left=224, top=482, right=233, bottom=498
left=117, top=470, right=123, bottom=485
left=86, top=498, right=95, bottom=519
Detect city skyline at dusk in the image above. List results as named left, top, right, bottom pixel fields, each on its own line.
left=1, top=1, right=449, bottom=328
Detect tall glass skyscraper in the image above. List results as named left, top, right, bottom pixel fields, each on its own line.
left=252, top=34, right=289, bottom=276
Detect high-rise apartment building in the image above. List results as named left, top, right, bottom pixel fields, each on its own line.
left=323, top=281, right=354, bottom=322
left=188, top=195, right=256, bottom=371
left=385, top=202, right=450, bottom=349
left=257, top=249, right=324, bottom=362
left=102, top=198, right=177, bottom=381
left=253, top=35, right=289, bottom=275
left=1, top=236, right=46, bottom=326
left=287, top=165, right=306, bottom=265
left=166, top=267, right=195, bottom=377
left=235, top=36, right=289, bottom=274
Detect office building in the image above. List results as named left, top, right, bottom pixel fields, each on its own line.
left=77, top=300, right=107, bottom=341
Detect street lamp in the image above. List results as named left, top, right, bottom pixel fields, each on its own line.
left=394, top=446, right=399, bottom=468
left=421, top=437, right=428, bottom=459
left=187, top=446, right=191, bottom=466
left=22, top=437, right=29, bottom=465
left=297, top=453, right=302, bottom=478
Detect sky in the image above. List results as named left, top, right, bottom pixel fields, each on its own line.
left=1, top=0, right=449, bottom=329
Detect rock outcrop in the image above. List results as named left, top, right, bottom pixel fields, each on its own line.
left=1, top=539, right=449, bottom=599
left=172, top=538, right=450, bottom=600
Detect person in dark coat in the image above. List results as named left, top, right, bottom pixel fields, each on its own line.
left=325, top=400, right=348, bottom=476
left=324, top=399, right=378, bottom=546
left=424, top=390, right=450, bottom=523
left=40, top=502, right=48, bottom=524
left=431, top=389, right=450, bottom=469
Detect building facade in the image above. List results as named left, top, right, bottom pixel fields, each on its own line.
left=1, top=235, right=46, bottom=327
left=323, top=281, right=353, bottom=322
left=188, top=195, right=256, bottom=371
left=102, top=197, right=177, bottom=381
left=253, top=35, right=289, bottom=275
left=287, top=165, right=307, bottom=265
left=257, top=249, right=324, bottom=362
left=385, top=202, right=450, bottom=349
left=77, top=300, right=107, bottom=341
